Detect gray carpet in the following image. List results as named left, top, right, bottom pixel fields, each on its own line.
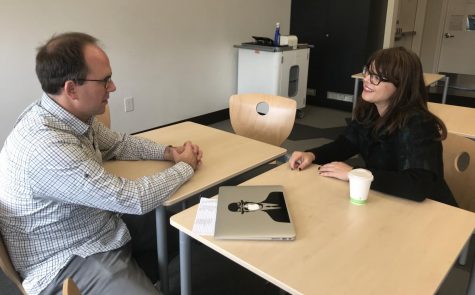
left=0, top=271, right=21, bottom=295
left=288, top=123, right=347, bottom=141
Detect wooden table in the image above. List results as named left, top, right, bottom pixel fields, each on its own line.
left=428, top=102, right=475, bottom=139
left=351, top=72, right=449, bottom=108
left=104, top=122, right=286, bottom=294
left=171, top=164, right=475, bottom=295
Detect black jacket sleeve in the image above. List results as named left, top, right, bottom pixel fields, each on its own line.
left=369, top=168, right=435, bottom=202
left=369, top=114, right=456, bottom=206
left=306, top=135, right=359, bottom=165
left=369, top=167, right=456, bottom=206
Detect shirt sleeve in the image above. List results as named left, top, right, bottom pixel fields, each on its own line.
left=93, top=120, right=166, bottom=161
left=28, top=133, right=194, bottom=215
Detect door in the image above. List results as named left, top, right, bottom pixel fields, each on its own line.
left=394, top=0, right=419, bottom=49
left=438, top=0, right=475, bottom=75
left=290, top=0, right=374, bottom=101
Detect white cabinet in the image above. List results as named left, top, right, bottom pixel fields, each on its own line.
left=236, top=45, right=310, bottom=111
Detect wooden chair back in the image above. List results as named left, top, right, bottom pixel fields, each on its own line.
left=442, top=132, right=475, bottom=212
left=229, top=93, right=296, bottom=146
left=0, top=234, right=26, bottom=294
left=96, top=104, right=111, bottom=128
left=62, top=277, right=81, bottom=295
left=428, top=102, right=475, bottom=210
left=428, top=102, right=475, bottom=139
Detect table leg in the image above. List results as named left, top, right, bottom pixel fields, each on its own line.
left=459, top=239, right=469, bottom=265
left=179, top=231, right=192, bottom=295
left=182, top=199, right=188, bottom=211
left=156, top=206, right=169, bottom=295
left=353, top=78, right=360, bottom=115
left=442, top=76, right=450, bottom=104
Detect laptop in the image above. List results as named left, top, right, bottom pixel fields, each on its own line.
left=214, top=185, right=296, bottom=240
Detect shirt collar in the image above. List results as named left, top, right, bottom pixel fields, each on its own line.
left=40, top=93, right=94, bottom=136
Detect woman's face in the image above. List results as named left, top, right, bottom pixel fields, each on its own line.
left=361, top=65, right=397, bottom=115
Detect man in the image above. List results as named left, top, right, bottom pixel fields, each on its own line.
left=0, top=32, right=202, bottom=294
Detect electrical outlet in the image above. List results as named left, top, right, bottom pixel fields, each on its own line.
left=124, top=97, right=134, bottom=112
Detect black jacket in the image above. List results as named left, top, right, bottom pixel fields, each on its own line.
left=308, top=111, right=457, bottom=206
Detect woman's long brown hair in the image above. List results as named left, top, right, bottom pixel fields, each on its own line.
left=353, top=47, right=447, bottom=139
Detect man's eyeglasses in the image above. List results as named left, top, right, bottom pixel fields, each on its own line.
left=362, top=66, right=389, bottom=86
left=76, top=76, right=113, bottom=89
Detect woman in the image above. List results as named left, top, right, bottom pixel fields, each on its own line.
left=289, top=47, right=457, bottom=206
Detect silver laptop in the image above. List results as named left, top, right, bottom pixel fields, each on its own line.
left=214, top=185, right=296, bottom=240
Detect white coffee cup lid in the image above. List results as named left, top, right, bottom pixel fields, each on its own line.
left=348, top=168, right=374, bottom=181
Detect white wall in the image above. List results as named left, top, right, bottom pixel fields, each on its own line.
left=0, top=0, right=291, bottom=145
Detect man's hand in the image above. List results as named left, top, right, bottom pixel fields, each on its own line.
left=165, top=141, right=203, bottom=170
left=188, top=141, right=203, bottom=165
left=172, top=142, right=199, bottom=170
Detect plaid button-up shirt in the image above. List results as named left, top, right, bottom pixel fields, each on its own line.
left=0, top=93, right=193, bottom=294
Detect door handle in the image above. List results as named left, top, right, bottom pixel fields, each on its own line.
left=394, top=30, right=416, bottom=41
left=444, top=33, right=455, bottom=38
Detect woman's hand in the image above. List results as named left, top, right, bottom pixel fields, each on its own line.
left=288, top=151, right=315, bottom=170
left=319, top=162, right=353, bottom=181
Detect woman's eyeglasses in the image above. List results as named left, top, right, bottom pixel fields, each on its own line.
left=362, top=66, right=389, bottom=86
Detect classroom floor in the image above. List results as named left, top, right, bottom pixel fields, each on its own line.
left=1, top=105, right=473, bottom=294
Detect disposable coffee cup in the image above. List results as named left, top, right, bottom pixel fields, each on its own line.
left=348, top=168, right=374, bottom=205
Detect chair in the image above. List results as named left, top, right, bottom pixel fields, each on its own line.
left=62, top=277, right=81, bottom=295
left=1, top=236, right=82, bottom=295
left=96, top=104, right=111, bottom=128
left=441, top=132, right=475, bottom=293
left=229, top=93, right=296, bottom=146
left=428, top=102, right=475, bottom=139
left=442, top=133, right=475, bottom=212
left=429, top=102, right=475, bottom=209
left=0, top=234, right=26, bottom=294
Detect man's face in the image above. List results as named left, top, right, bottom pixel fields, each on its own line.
left=74, top=44, right=116, bottom=121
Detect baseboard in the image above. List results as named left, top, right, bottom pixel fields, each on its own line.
left=306, top=96, right=353, bottom=112
left=307, top=94, right=475, bottom=111
left=132, top=108, right=229, bottom=135
left=428, top=93, right=475, bottom=108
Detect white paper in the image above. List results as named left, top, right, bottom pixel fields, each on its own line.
left=192, top=198, right=217, bottom=236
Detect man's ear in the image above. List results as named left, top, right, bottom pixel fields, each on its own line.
left=64, top=80, right=78, bottom=99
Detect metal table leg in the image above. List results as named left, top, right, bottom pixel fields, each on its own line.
left=459, top=239, right=469, bottom=265
left=179, top=231, right=192, bottom=295
left=353, top=78, right=360, bottom=111
left=156, top=206, right=169, bottom=295
left=442, top=76, right=450, bottom=104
